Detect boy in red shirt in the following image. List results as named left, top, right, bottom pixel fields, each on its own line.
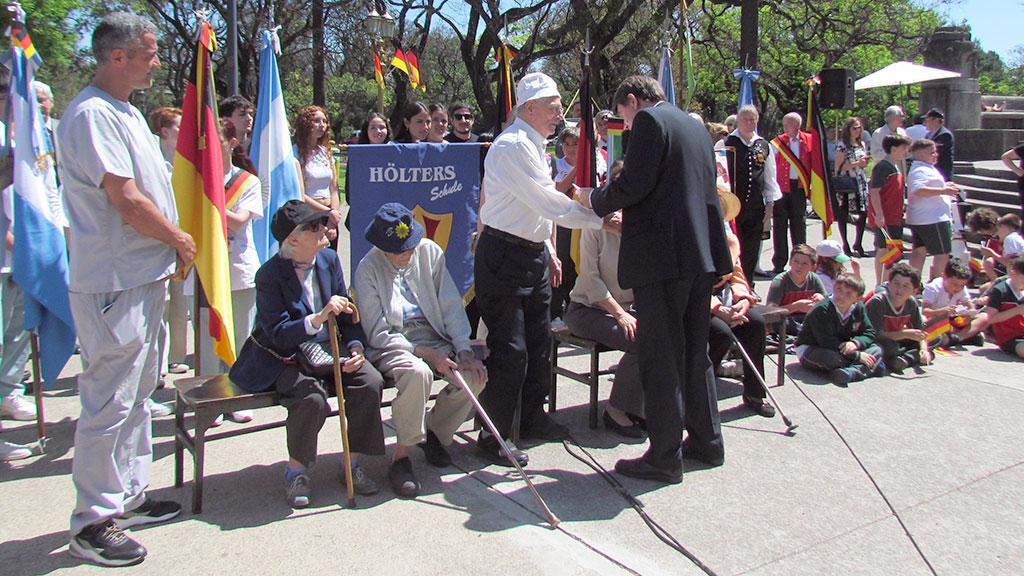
left=985, top=254, right=1024, bottom=359
left=869, top=133, right=911, bottom=284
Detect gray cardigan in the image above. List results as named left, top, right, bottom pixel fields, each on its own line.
left=353, top=239, right=472, bottom=362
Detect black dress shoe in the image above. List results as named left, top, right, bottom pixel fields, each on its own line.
left=388, top=457, right=420, bottom=499
left=742, top=395, right=776, bottom=418
left=418, top=429, right=453, bottom=467
left=519, top=415, right=569, bottom=442
left=614, top=457, right=682, bottom=484
left=477, top=434, right=529, bottom=467
left=681, top=441, right=725, bottom=467
left=602, top=410, right=645, bottom=438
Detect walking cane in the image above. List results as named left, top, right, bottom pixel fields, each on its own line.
left=445, top=367, right=560, bottom=528
left=728, top=331, right=798, bottom=434
left=327, top=315, right=356, bottom=508
left=30, top=334, right=46, bottom=452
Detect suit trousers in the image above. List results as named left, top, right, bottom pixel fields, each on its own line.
left=275, top=362, right=386, bottom=467
left=563, top=301, right=643, bottom=417
left=69, top=280, right=166, bottom=536
left=772, top=185, right=807, bottom=271
left=707, top=309, right=767, bottom=400
left=474, top=232, right=552, bottom=438
left=633, top=274, right=722, bottom=470
left=370, top=322, right=484, bottom=447
left=736, top=207, right=766, bottom=284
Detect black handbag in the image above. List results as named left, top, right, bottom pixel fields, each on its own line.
left=832, top=174, right=859, bottom=195
left=296, top=340, right=336, bottom=379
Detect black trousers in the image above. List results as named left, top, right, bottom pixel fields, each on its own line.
left=633, top=274, right=722, bottom=469
left=550, top=226, right=579, bottom=320
left=707, top=308, right=767, bottom=400
left=772, top=184, right=807, bottom=271
left=736, top=206, right=765, bottom=284
left=474, top=231, right=552, bottom=438
left=275, top=362, right=386, bottom=467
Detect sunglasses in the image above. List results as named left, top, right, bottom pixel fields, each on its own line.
left=453, top=113, right=474, bottom=120
left=300, top=218, right=327, bottom=233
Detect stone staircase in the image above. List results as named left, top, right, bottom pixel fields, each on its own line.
left=955, top=160, right=1021, bottom=217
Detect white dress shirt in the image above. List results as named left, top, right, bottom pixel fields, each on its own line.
left=719, top=130, right=782, bottom=203
left=481, top=117, right=603, bottom=243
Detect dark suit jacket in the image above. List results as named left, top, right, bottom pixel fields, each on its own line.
left=929, top=125, right=954, bottom=181
left=590, top=103, right=733, bottom=290
left=229, top=248, right=365, bottom=392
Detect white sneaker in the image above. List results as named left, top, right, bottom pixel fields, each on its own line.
left=146, top=398, right=173, bottom=418
left=550, top=318, right=567, bottom=331
left=226, top=410, right=253, bottom=423
left=210, top=414, right=224, bottom=427
left=0, top=440, right=33, bottom=461
left=1, top=394, right=37, bottom=421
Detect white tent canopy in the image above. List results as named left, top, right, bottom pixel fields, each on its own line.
left=854, top=61, right=962, bottom=90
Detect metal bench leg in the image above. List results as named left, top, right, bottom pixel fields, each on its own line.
left=589, top=346, right=600, bottom=429
left=549, top=337, right=558, bottom=413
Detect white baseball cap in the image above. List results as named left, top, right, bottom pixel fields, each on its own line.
left=516, top=72, right=560, bottom=107
left=816, top=238, right=851, bottom=263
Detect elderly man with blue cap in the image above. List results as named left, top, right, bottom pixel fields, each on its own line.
left=354, top=203, right=487, bottom=498
left=474, top=72, right=609, bottom=465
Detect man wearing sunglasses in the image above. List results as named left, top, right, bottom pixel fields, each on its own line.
left=444, top=103, right=478, bottom=143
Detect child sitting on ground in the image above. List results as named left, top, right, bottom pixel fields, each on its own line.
left=767, top=243, right=827, bottom=334
left=865, top=263, right=932, bottom=372
left=815, top=238, right=860, bottom=295
left=975, top=213, right=1024, bottom=282
left=795, top=273, right=885, bottom=386
left=922, top=258, right=986, bottom=347
left=984, top=254, right=1024, bottom=359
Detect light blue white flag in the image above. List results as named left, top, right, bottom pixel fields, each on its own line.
left=250, top=28, right=302, bottom=263
left=5, top=20, right=75, bottom=386
left=734, top=68, right=760, bottom=108
left=658, top=46, right=676, bottom=107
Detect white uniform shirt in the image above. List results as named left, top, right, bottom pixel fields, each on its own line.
left=58, top=86, right=177, bottom=293
left=226, top=167, right=264, bottom=289
left=906, top=162, right=952, bottom=225
left=480, top=117, right=602, bottom=243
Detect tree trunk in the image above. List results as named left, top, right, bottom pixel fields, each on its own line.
left=739, top=0, right=759, bottom=105
left=312, top=0, right=325, bottom=108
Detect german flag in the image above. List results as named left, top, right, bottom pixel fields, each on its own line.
left=495, top=42, right=517, bottom=133
left=969, top=257, right=983, bottom=273
left=925, top=318, right=952, bottom=341
left=878, top=229, right=903, bottom=268
left=805, top=77, right=835, bottom=235
left=10, top=21, right=40, bottom=66
left=373, top=52, right=385, bottom=90
left=172, top=21, right=236, bottom=366
left=406, top=51, right=426, bottom=92
left=390, top=49, right=409, bottom=76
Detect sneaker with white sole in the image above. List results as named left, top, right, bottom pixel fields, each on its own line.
left=1, top=394, right=37, bottom=421
left=69, top=519, right=147, bottom=567
left=0, top=440, right=33, bottom=461
left=286, top=473, right=312, bottom=508
left=146, top=398, right=173, bottom=418
left=340, top=462, right=380, bottom=495
left=226, top=410, right=253, bottom=423
left=113, top=498, right=181, bottom=529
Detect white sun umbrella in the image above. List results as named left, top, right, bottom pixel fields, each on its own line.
left=854, top=61, right=961, bottom=90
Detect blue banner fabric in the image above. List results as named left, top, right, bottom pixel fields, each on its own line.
left=347, top=142, right=482, bottom=298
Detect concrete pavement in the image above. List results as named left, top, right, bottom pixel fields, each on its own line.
left=1, top=223, right=1022, bottom=575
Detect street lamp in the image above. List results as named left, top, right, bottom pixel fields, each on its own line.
left=364, top=7, right=396, bottom=114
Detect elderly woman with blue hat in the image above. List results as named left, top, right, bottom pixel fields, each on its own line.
left=229, top=200, right=386, bottom=509
left=354, top=203, right=488, bottom=498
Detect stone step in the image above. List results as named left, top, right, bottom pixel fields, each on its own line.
left=974, top=164, right=1018, bottom=180
left=959, top=183, right=1019, bottom=204
left=955, top=173, right=1019, bottom=192
left=981, top=112, right=1024, bottom=130
left=981, top=95, right=1024, bottom=111
left=962, top=196, right=1021, bottom=217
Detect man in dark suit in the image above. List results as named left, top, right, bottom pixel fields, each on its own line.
left=230, top=201, right=385, bottom=507
left=583, top=76, right=733, bottom=483
left=923, top=108, right=954, bottom=181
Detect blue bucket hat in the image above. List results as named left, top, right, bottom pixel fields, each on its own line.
left=364, top=203, right=425, bottom=254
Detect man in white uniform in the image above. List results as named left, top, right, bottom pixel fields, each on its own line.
left=58, top=13, right=196, bottom=567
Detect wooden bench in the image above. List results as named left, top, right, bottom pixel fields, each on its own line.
left=548, top=328, right=615, bottom=429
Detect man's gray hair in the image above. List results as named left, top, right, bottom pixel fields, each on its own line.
left=782, top=111, right=802, bottom=125
left=92, top=12, right=157, bottom=64
left=884, top=105, right=905, bottom=123
left=277, top=234, right=298, bottom=260
left=737, top=104, right=759, bottom=120
left=33, top=81, right=53, bottom=100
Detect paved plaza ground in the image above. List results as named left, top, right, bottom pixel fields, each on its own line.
left=1, top=220, right=1022, bottom=575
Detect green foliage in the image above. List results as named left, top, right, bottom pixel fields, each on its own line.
left=281, top=70, right=380, bottom=139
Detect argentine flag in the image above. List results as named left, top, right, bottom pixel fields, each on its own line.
left=5, top=21, right=76, bottom=386
left=250, top=29, right=302, bottom=263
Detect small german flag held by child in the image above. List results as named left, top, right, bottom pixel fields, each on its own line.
left=925, top=318, right=952, bottom=341
left=969, top=257, right=983, bottom=273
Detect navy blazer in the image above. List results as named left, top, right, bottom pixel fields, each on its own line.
left=229, top=248, right=365, bottom=392
left=590, top=103, right=733, bottom=290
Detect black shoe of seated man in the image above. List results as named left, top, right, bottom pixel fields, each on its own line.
left=418, top=429, right=453, bottom=468
left=602, top=409, right=645, bottom=438
left=681, top=440, right=725, bottom=467
left=69, top=519, right=147, bottom=567
left=389, top=457, right=420, bottom=499
left=519, top=415, right=569, bottom=442
left=742, top=395, right=776, bottom=418
left=614, top=457, right=682, bottom=484
left=113, top=498, right=181, bottom=529
left=477, top=433, right=529, bottom=467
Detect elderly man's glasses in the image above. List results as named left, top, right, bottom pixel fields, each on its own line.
left=300, top=219, right=327, bottom=233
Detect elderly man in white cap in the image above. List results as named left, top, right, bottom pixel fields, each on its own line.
left=474, top=72, right=607, bottom=465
